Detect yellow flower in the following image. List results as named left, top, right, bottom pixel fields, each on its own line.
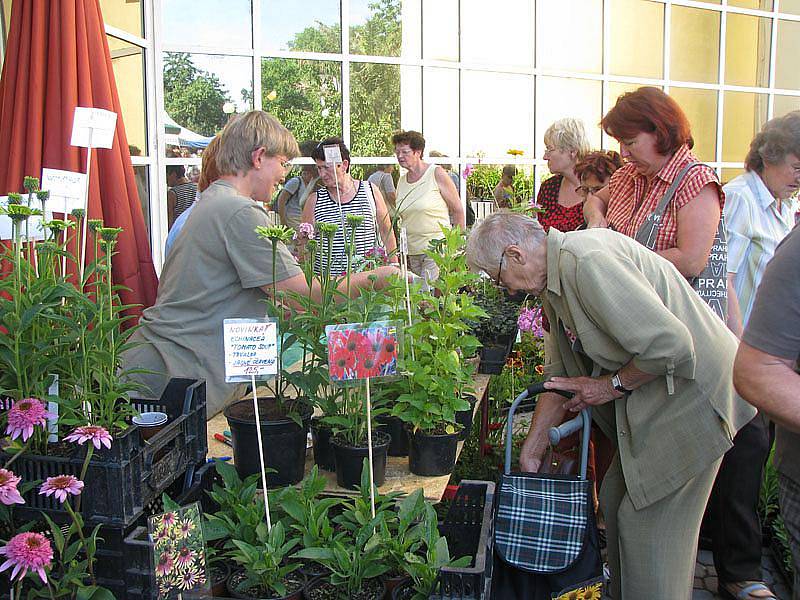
left=507, top=148, right=524, bottom=156
left=266, top=89, right=277, bottom=101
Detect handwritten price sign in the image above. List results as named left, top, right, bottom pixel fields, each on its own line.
left=223, top=319, right=278, bottom=382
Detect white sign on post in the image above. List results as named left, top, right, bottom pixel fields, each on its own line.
left=70, top=107, right=117, bottom=149
left=223, top=318, right=278, bottom=383
left=41, top=168, right=87, bottom=215
left=323, top=144, right=343, bottom=164
left=0, top=196, right=46, bottom=242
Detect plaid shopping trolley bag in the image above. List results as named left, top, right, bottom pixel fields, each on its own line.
left=492, top=382, right=603, bottom=600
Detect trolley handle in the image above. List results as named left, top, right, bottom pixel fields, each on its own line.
left=504, top=381, right=573, bottom=475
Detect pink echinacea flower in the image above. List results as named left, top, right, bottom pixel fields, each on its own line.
left=5, top=398, right=54, bottom=442
left=64, top=425, right=113, bottom=450
left=0, top=469, right=24, bottom=505
left=0, top=531, right=53, bottom=583
left=39, top=475, right=84, bottom=504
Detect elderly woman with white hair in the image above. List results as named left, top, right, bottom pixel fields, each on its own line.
left=537, top=117, right=592, bottom=233
left=465, top=212, right=755, bottom=600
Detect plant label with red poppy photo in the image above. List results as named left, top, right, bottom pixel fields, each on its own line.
left=325, top=321, right=401, bottom=383
left=149, top=502, right=209, bottom=598
left=223, top=318, right=278, bottom=382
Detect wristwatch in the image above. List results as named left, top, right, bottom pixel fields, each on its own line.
left=611, top=372, right=632, bottom=395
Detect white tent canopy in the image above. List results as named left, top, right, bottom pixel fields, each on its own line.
left=163, top=112, right=214, bottom=149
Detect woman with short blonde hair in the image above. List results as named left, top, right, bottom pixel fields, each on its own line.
left=537, top=117, right=592, bottom=233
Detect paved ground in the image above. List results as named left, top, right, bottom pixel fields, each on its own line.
left=692, top=547, right=792, bottom=599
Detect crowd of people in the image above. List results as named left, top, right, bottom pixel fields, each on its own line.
left=131, top=85, right=800, bottom=600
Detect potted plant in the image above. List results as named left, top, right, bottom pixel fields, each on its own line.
left=391, top=227, right=484, bottom=476
left=226, top=521, right=306, bottom=600
left=224, top=224, right=314, bottom=486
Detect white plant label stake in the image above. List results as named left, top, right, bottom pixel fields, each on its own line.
left=323, top=144, right=347, bottom=236
left=222, top=318, right=278, bottom=532
left=365, top=376, right=376, bottom=519
left=399, top=227, right=415, bottom=360
left=70, top=107, right=117, bottom=282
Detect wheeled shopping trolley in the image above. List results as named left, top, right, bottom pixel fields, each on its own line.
left=492, top=381, right=604, bottom=600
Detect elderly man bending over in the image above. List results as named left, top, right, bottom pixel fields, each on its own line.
left=466, top=212, right=755, bottom=600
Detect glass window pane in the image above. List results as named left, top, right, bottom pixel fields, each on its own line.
left=133, top=165, right=151, bottom=241
left=668, top=87, right=717, bottom=163
left=721, top=168, right=745, bottom=185
left=98, top=0, right=143, bottom=38
left=163, top=53, right=252, bottom=156
left=725, top=13, right=771, bottom=87
left=609, top=0, right=664, bottom=79
left=722, top=91, right=768, bottom=163
left=774, top=95, right=800, bottom=118
left=729, top=0, right=773, bottom=9
left=535, top=77, right=602, bottom=158
left=775, top=20, right=800, bottom=90
left=780, top=0, right=800, bottom=14
left=350, top=62, right=400, bottom=156
left=462, top=71, right=533, bottom=157
left=536, top=0, right=602, bottom=74
left=461, top=0, right=533, bottom=67
left=108, top=35, right=147, bottom=154
left=422, top=67, right=459, bottom=157
left=162, top=0, right=252, bottom=49
left=670, top=6, right=719, bottom=84
left=261, top=0, right=340, bottom=53
left=349, top=0, right=402, bottom=57
left=603, top=82, right=646, bottom=151
left=465, top=163, right=535, bottom=206
left=423, top=0, right=458, bottom=61
left=260, top=58, right=342, bottom=148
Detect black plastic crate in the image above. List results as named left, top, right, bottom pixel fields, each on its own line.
left=432, top=480, right=496, bottom=600
left=10, top=378, right=207, bottom=527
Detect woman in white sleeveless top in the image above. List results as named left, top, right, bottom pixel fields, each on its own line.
left=392, top=131, right=465, bottom=283
left=301, top=138, right=397, bottom=276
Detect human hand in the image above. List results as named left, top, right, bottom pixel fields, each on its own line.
left=545, top=376, right=621, bottom=412
left=519, top=437, right=544, bottom=473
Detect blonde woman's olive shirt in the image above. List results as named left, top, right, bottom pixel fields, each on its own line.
left=542, top=228, right=756, bottom=509
left=122, top=180, right=301, bottom=417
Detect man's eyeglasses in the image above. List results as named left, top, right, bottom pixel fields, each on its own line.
left=494, top=247, right=508, bottom=287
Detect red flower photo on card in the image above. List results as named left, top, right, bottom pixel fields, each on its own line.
left=326, top=321, right=400, bottom=382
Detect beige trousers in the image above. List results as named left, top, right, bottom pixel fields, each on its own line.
left=601, top=453, right=722, bottom=600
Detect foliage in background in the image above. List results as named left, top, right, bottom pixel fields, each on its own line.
left=163, top=52, right=232, bottom=137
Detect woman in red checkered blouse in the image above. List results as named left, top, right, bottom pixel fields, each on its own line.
left=583, top=86, right=723, bottom=279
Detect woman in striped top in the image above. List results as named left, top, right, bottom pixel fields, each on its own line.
left=301, top=138, right=397, bottom=276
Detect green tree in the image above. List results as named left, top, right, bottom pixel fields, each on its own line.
left=163, top=52, right=231, bottom=137
left=260, top=0, right=401, bottom=157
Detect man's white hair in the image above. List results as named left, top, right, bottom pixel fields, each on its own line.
left=465, top=212, right=546, bottom=276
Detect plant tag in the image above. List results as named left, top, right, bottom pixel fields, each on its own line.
left=399, top=227, right=408, bottom=255
left=325, top=320, right=402, bottom=383
left=47, top=375, right=59, bottom=443
left=323, top=144, right=343, bottom=164
left=223, top=318, right=278, bottom=382
left=70, top=107, right=117, bottom=149
left=149, top=502, right=210, bottom=598
left=41, top=168, right=87, bottom=215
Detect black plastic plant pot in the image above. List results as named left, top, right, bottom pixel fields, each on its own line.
left=377, top=414, right=409, bottom=456
left=303, top=576, right=385, bottom=600
left=224, top=397, right=312, bottom=487
left=391, top=578, right=415, bottom=600
left=478, top=344, right=507, bottom=375
left=408, top=428, right=460, bottom=476
left=310, top=417, right=336, bottom=472
left=455, top=394, right=477, bottom=441
left=331, top=430, right=390, bottom=490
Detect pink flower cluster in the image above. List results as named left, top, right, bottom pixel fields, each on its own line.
left=5, top=398, right=54, bottom=442
left=0, top=532, right=53, bottom=583
left=518, top=306, right=544, bottom=338
left=462, top=164, right=474, bottom=180
left=64, top=425, right=113, bottom=449
left=294, top=221, right=315, bottom=241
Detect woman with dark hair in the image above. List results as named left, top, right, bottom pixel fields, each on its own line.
left=574, top=150, right=623, bottom=200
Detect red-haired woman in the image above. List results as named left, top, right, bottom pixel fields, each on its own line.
left=585, top=87, right=723, bottom=280
left=585, top=87, right=776, bottom=600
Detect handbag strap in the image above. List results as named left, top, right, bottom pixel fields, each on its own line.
left=637, top=161, right=702, bottom=250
